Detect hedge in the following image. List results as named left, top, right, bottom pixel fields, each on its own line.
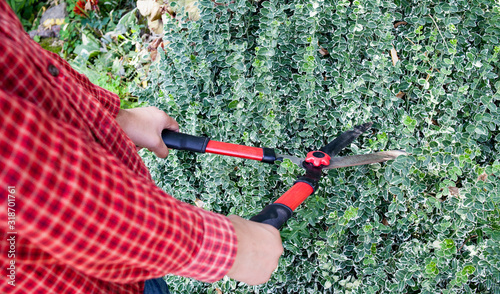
left=131, top=0, right=500, bottom=292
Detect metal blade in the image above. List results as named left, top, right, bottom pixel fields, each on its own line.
left=320, top=122, right=373, bottom=157
left=323, top=150, right=407, bottom=169
left=276, top=154, right=304, bottom=167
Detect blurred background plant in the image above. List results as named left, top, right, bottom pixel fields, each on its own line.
left=62, top=0, right=150, bottom=108
left=7, top=0, right=46, bottom=30
left=8, top=0, right=150, bottom=108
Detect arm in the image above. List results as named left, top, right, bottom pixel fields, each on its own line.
left=227, top=215, right=283, bottom=285
left=114, top=106, right=284, bottom=284
left=0, top=92, right=235, bottom=283
left=0, top=93, right=282, bottom=285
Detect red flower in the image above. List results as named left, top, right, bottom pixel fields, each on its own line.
left=73, top=0, right=99, bottom=17
left=73, top=0, right=86, bottom=16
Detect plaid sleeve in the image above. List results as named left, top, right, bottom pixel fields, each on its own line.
left=0, top=91, right=237, bottom=283
left=43, top=49, right=122, bottom=117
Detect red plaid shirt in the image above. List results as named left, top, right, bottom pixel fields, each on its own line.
left=0, top=1, right=237, bottom=293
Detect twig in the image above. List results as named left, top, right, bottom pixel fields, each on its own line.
left=214, top=1, right=235, bottom=6
left=428, top=14, right=450, bottom=51
left=425, top=67, right=433, bottom=83
left=459, top=235, right=478, bottom=252
left=405, top=37, right=416, bottom=46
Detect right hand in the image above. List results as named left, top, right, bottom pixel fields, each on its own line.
left=226, top=215, right=283, bottom=285
left=115, top=107, right=179, bottom=158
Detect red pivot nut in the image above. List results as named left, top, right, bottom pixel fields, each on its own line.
left=305, top=151, right=331, bottom=167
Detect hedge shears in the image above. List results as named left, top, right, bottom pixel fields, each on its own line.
left=162, top=123, right=405, bottom=229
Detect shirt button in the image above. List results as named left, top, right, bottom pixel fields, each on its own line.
left=48, top=64, right=59, bottom=77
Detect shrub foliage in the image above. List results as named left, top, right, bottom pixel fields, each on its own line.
left=132, top=0, right=500, bottom=292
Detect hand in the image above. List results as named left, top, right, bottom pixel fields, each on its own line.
left=116, top=107, right=179, bottom=158
left=226, top=215, right=283, bottom=285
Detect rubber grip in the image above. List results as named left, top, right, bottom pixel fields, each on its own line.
left=161, top=130, right=210, bottom=153
left=274, top=181, right=315, bottom=211
left=205, top=141, right=277, bottom=163
left=250, top=203, right=293, bottom=229
left=262, top=147, right=277, bottom=163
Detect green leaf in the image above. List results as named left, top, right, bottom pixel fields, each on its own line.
left=129, top=0, right=500, bottom=291
left=228, top=100, right=239, bottom=109
left=344, top=206, right=359, bottom=221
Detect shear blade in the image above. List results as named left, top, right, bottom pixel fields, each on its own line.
left=320, top=122, right=373, bottom=157
left=324, top=150, right=407, bottom=170
left=276, top=154, right=304, bottom=167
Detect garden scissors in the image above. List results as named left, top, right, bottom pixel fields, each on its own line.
left=162, top=123, right=406, bottom=229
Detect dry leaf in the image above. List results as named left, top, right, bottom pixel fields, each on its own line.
left=477, top=173, right=489, bottom=182
left=319, top=46, right=329, bottom=56
left=448, top=187, right=460, bottom=197
left=137, top=0, right=162, bottom=18
left=150, top=50, right=158, bottom=61
left=390, top=47, right=399, bottom=66
left=150, top=10, right=163, bottom=22
left=149, top=19, right=163, bottom=34
left=394, top=21, right=408, bottom=28
left=194, top=199, right=205, bottom=208
left=148, top=37, right=163, bottom=51
left=137, top=0, right=165, bottom=34
left=148, top=37, right=167, bottom=61
left=382, top=218, right=389, bottom=226
left=167, top=0, right=201, bottom=21
left=85, top=0, right=92, bottom=11
left=396, top=91, right=406, bottom=99
left=216, top=289, right=223, bottom=294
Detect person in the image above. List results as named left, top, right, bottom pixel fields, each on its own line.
left=0, top=0, right=283, bottom=293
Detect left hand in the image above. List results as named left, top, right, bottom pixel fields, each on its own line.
left=226, top=215, right=283, bottom=285
left=116, top=107, right=179, bottom=158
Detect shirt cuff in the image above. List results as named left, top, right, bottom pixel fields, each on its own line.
left=175, top=211, right=237, bottom=283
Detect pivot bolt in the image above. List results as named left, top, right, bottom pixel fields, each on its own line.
left=305, top=151, right=331, bottom=167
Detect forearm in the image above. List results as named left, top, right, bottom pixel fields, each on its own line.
left=0, top=94, right=236, bottom=283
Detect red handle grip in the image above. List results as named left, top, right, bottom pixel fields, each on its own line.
left=250, top=182, right=314, bottom=229
left=162, top=130, right=277, bottom=163
left=274, top=182, right=315, bottom=211
left=205, top=141, right=277, bottom=163
left=205, top=141, right=265, bottom=161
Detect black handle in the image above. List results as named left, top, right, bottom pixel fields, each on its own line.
left=161, top=130, right=210, bottom=153
left=250, top=203, right=293, bottom=229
